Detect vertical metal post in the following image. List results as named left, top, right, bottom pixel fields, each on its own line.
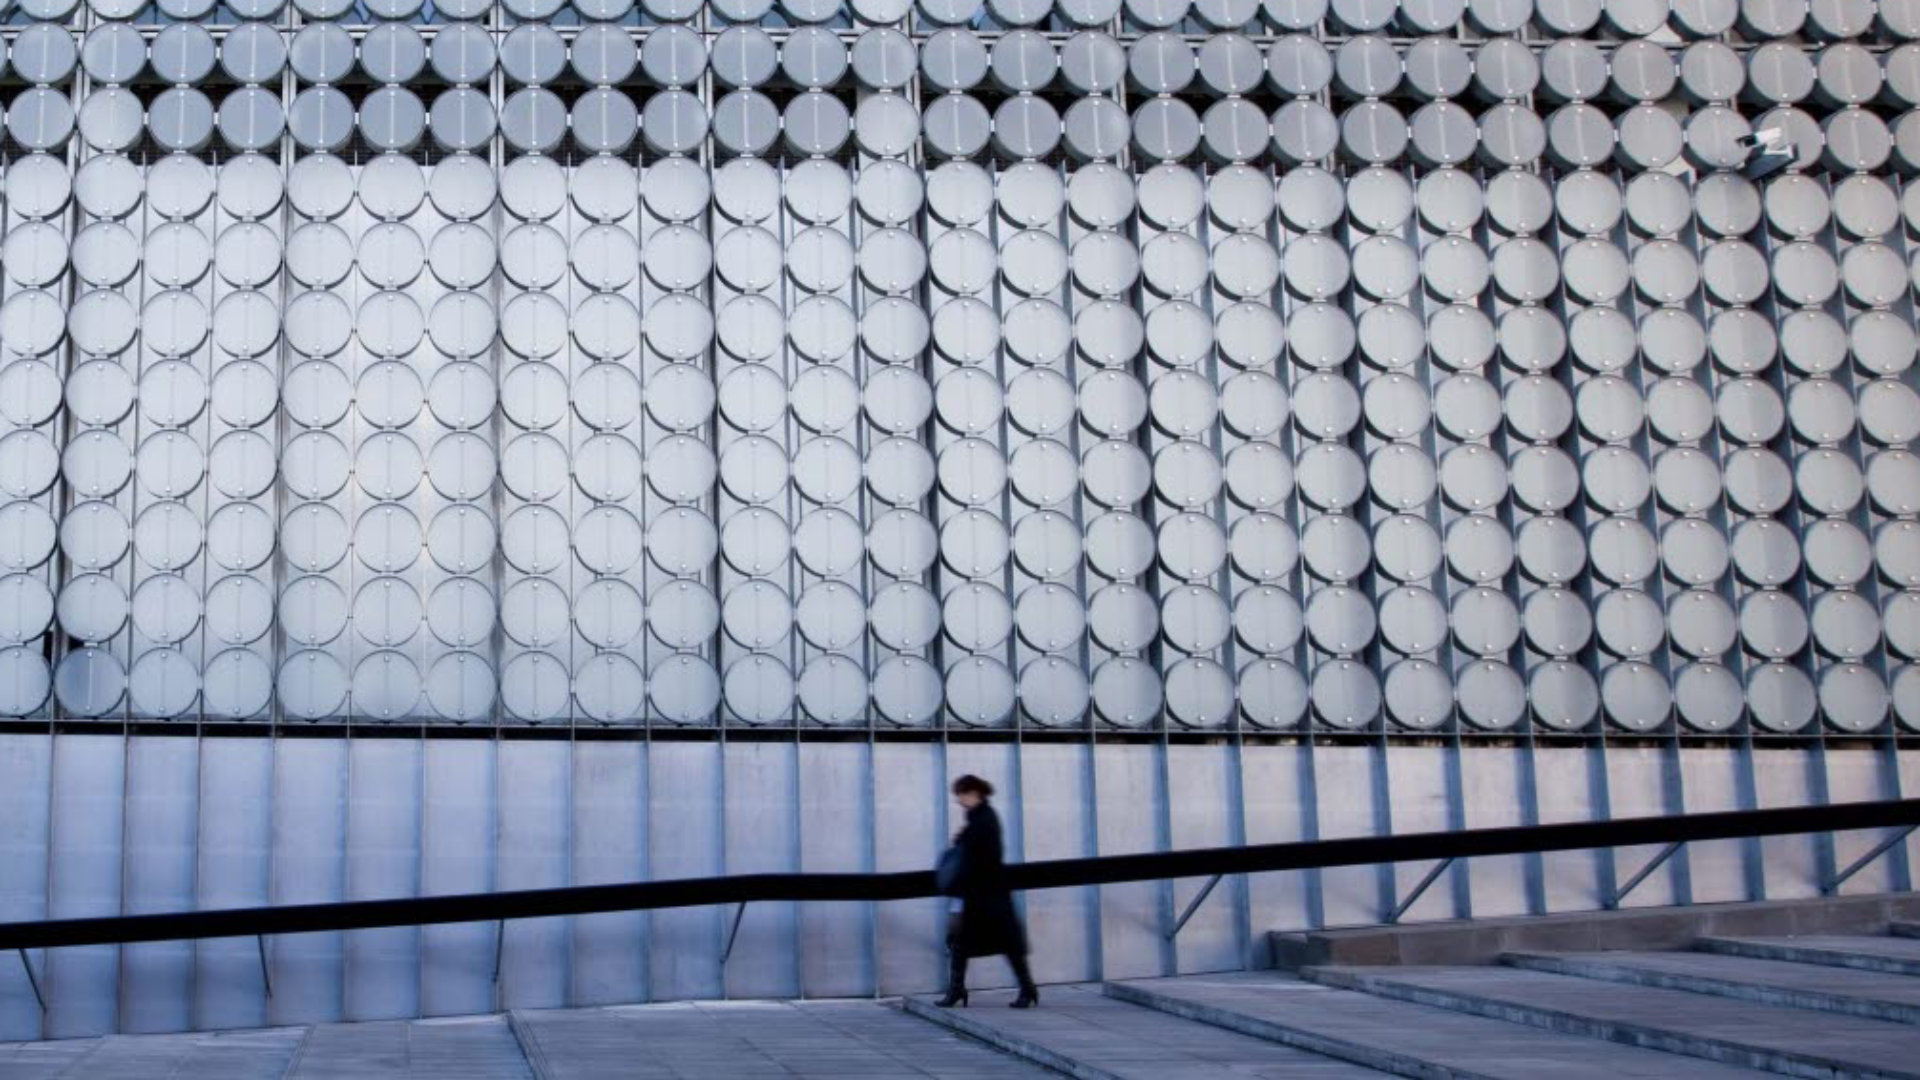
left=491, top=921, right=506, bottom=985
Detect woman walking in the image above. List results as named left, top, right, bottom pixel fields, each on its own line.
left=936, top=774, right=1039, bottom=1008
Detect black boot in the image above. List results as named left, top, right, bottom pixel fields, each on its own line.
left=1009, top=955, right=1038, bottom=1009
left=935, top=957, right=968, bottom=1007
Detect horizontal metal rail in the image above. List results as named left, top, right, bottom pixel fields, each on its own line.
left=0, top=798, right=1913, bottom=953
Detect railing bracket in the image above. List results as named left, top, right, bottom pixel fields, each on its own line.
left=256, top=935, right=272, bottom=999
left=1166, top=874, right=1225, bottom=941
left=1609, top=841, right=1685, bottom=909
left=15, top=949, right=44, bottom=1013
left=1825, top=824, right=1918, bottom=895
left=1388, top=858, right=1454, bottom=924
left=722, top=903, right=749, bottom=965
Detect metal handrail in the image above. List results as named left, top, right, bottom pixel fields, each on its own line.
left=0, top=797, right=1914, bottom=953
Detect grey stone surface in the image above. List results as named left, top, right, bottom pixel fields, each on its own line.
left=0, top=1001, right=1064, bottom=1079
left=0, top=1037, right=111, bottom=1079
left=1505, top=947, right=1920, bottom=1024
left=1104, top=972, right=1770, bottom=1079
left=511, top=1000, right=1054, bottom=1079
left=1310, top=964, right=1920, bottom=1078
left=16, top=904, right=1920, bottom=1080
left=904, top=983, right=1384, bottom=1079
left=1270, top=893, right=1920, bottom=970
left=1696, top=934, right=1920, bottom=977
left=286, top=1015, right=532, bottom=1080
left=0, top=1027, right=305, bottom=1080
left=0, top=1003, right=1059, bottom=1080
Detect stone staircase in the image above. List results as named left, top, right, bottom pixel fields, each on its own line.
left=7, top=898, right=1920, bottom=1079
left=906, top=900, right=1920, bottom=1080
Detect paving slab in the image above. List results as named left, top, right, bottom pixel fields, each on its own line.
left=7, top=1027, right=308, bottom=1080
left=1104, top=972, right=1769, bottom=1080
left=903, top=984, right=1384, bottom=1079
left=1310, top=964, right=1920, bottom=1079
left=1505, top=948, right=1920, bottom=1024
left=286, top=1015, right=532, bottom=1080
left=1698, top=934, right=1920, bottom=977
left=0, top=1037, right=102, bottom=1080
left=511, top=1000, right=1052, bottom=1080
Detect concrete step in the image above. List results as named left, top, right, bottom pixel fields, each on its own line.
left=1103, top=972, right=1770, bottom=1080
left=1268, top=893, right=1920, bottom=971
left=1505, top=948, right=1920, bottom=1025
left=1697, top=934, right=1920, bottom=977
left=902, top=984, right=1385, bottom=1079
left=288, top=1014, right=533, bottom=1080
left=511, top=1000, right=1053, bottom=1079
left=1308, top=964, right=1920, bottom=1079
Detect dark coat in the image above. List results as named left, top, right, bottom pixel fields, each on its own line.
left=948, top=802, right=1028, bottom=959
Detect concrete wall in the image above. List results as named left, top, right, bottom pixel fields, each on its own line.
left=0, top=731, right=1911, bottom=1037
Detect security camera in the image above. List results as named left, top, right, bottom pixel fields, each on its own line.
left=1737, top=126, right=1794, bottom=180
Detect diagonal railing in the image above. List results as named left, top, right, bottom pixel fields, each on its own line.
left=0, top=797, right=1913, bottom=955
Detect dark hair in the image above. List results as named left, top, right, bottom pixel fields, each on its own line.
left=951, top=774, right=994, bottom=798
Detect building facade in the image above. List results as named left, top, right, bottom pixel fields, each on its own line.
left=0, top=0, right=1916, bottom=1039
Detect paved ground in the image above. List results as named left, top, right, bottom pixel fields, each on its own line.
left=289, top=1016, right=532, bottom=1080
left=512, top=1000, right=1053, bottom=1079
left=9, top=912, right=1920, bottom=1079
left=0, top=1040, right=92, bottom=1080
left=0, top=1027, right=305, bottom=1080
left=0, top=1003, right=1050, bottom=1080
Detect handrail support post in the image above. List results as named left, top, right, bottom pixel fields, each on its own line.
left=721, top=903, right=748, bottom=964
left=1387, top=858, right=1454, bottom=925
left=1825, top=824, right=1918, bottom=895
left=256, top=936, right=272, bottom=999
left=1609, top=841, right=1684, bottom=910
left=1166, top=874, right=1226, bottom=941
left=15, top=949, right=44, bottom=1013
